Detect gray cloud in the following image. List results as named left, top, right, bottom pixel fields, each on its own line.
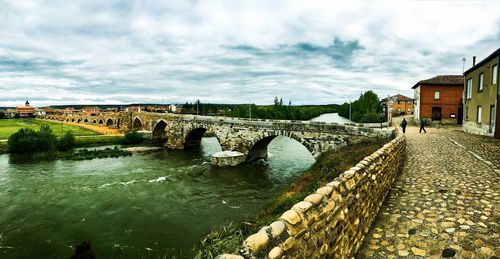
left=0, top=0, right=499, bottom=107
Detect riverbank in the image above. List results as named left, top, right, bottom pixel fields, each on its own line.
left=194, top=136, right=392, bottom=258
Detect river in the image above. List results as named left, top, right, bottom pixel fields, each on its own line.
left=310, top=112, right=352, bottom=124
left=0, top=137, right=314, bottom=258
left=0, top=113, right=350, bottom=258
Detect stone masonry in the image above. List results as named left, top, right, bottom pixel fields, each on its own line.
left=358, top=126, right=499, bottom=258
left=43, top=112, right=393, bottom=164
left=217, top=133, right=406, bottom=258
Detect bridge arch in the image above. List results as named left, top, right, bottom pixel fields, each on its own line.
left=77, top=119, right=81, bottom=123
left=98, top=119, right=104, bottom=125
left=183, top=126, right=221, bottom=149
left=84, top=118, right=88, bottom=123
left=246, top=132, right=314, bottom=163
left=71, top=118, right=75, bottom=122
left=152, top=120, right=167, bottom=142
left=92, top=119, right=97, bottom=124
left=65, top=118, right=69, bottom=122
left=106, top=118, right=113, bottom=127
left=132, top=117, right=143, bottom=131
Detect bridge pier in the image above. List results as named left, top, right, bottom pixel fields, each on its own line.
left=42, top=113, right=395, bottom=166
left=211, top=151, right=246, bottom=167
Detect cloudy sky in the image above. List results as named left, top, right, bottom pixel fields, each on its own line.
left=0, top=0, right=499, bottom=107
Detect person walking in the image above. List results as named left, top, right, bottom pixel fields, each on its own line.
left=400, top=118, right=408, bottom=133
left=419, top=118, right=427, bottom=133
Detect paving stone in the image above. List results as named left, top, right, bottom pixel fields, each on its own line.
left=357, top=126, right=499, bottom=259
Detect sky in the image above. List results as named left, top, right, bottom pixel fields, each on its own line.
left=0, top=0, right=499, bottom=107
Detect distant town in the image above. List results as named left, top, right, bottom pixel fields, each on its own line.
left=0, top=101, right=181, bottom=119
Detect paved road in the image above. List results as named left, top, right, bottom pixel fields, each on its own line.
left=358, top=125, right=499, bottom=258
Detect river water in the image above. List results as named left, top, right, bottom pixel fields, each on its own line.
left=0, top=113, right=350, bottom=258
left=0, top=137, right=314, bottom=258
left=310, top=113, right=352, bottom=124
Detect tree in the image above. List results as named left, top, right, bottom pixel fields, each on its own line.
left=123, top=131, right=144, bottom=145
left=57, top=132, right=75, bottom=151
left=0, top=111, right=5, bottom=119
left=338, top=90, right=382, bottom=123
left=37, top=124, right=57, bottom=151
left=359, top=112, right=380, bottom=123
left=8, top=125, right=57, bottom=153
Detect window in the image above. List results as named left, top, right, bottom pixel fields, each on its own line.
left=407, top=101, right=411, bottom=104
left=493, top=64, right=498, bottom=84
left=477, top=106, right=482, bottom=123
left=478, top=73, right=484, bottom=91
left=466, top=79, right=472, bottom=99
left=465, top=106, right=469, bottom=120
left=434, top=90, right=440, bottom=100
left=398, top=101, right=401, bottom=104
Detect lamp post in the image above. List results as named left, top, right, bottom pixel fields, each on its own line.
left=349, top=99, right=351, bottom=121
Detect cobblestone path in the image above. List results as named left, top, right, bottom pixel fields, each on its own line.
left=358, top=125, right=499, bottom=258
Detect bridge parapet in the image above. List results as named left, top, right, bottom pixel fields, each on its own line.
left=41, top=112, right=394, bottom=165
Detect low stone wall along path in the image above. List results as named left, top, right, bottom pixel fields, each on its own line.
left=358, top=125, right=499, bottom=258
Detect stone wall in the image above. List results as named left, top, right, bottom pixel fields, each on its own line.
left=462, top=120, right=494, bottom=137
left=217, top=134, right=406, bottom=259
left=41, top=112, right=395, bottom=165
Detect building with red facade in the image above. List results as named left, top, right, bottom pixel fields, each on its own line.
left=82, top=106, right=100, bottom=115
left=380, top=94, right=414, bottom=117
left=412, top=75, right=464, bottom=124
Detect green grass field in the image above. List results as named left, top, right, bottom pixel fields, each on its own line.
left=0, top=119, right=100, bottom=140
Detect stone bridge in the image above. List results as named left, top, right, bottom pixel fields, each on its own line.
left=42, top=112, right=393, bottom=164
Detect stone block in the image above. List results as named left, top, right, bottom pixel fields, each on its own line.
left=269, top=221, right=286, bottom=239
left=268, top=247, right=284, bottom=259
left=280, top=210, right=301, bottom=225
left=243, top=231, right=270, bottom=254
left=292, top=201, right=313, bottom=213
left=304, top=194, right=323, bottom=205
left=316, top=186, right=333, bottom=197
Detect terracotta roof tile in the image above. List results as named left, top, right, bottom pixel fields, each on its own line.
left=412, top=75, right=464, bottom=89
left=381, top=94, right=413, bottom=101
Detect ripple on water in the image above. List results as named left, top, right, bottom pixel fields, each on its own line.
left=0, top=136, right=314, bottom=258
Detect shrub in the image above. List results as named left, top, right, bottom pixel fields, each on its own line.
left=38, top=124, right=57, bottom=151
left=8, top=125, right=57, bottom=153
left=57, top=132, right=75, bottom=151
left=123, top=131, right=144, bottom=145
left=359, top=112, right=380, bottom=123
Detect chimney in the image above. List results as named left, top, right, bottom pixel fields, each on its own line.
left=473, top=56, right=476, bottom=66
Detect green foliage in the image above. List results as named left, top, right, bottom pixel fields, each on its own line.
left=57, top=131, right=75, bottom=151
left=59, top=146, right=132, bottom=161
left=180, top=99, right=339, bottom=120
left=8, top=125, right=83, bottom=153
left=8, top=125, right=57, bottom=153
left=38, top=124, right=57, bottom=151
left=193, top=222, right=246, bottom=259
left=359, top=112, right=381, bottom=123
left=0, top=111, right=6, bottom=119
left=74, top=136, right=123, bottom=148
left=339, top=90, right=382, bottom=123
left=123, top=131, right=144, bottom=145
